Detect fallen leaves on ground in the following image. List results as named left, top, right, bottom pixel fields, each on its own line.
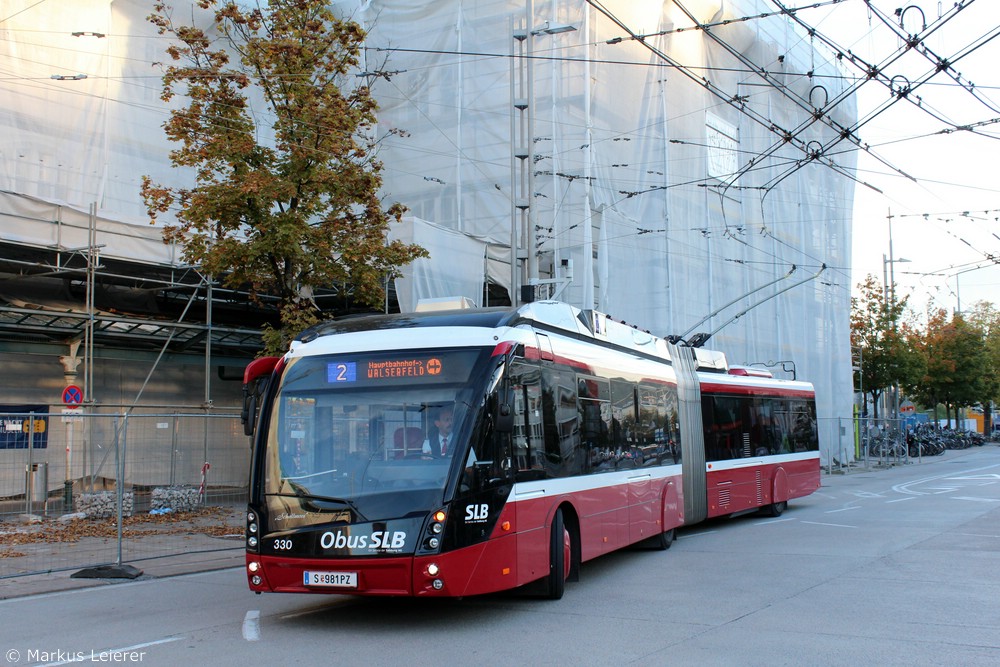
left=0, top=506, right=242, bottom=555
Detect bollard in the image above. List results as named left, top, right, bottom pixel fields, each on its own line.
left=64, top=479, right=74, bottom=511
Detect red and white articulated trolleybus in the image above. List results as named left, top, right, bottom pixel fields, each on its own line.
left=241, top=301, right=819, bottom=599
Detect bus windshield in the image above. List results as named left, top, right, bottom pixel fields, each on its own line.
left=262, top=348, right=492, bottom=524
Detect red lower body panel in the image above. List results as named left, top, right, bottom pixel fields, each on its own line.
left=706, top=456, right=819, bottom=518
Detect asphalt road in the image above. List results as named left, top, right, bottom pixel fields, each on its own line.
left=2, top=447, right=999, bottom=667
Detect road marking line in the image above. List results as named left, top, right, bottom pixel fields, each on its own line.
left=801, top=520, right=856, bottom=529
left=950, top=496, right=1000, bottom=503
left=946, top=474, right=1000, bottom=481
left=825, top=506, right=861, bottom=514
left=886, top=497, right=916, bottom=503
left=243, top=610, right=261, bottom=641
left=754, top=518, right=795, bottom=525
left=893, top=463, right=1000, bottom=496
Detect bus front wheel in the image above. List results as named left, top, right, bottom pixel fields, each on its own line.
left=545, top=509, right=569, bottom=600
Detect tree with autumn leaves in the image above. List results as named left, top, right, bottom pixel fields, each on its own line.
left=850, top=275, right=922, bottom=419
left=143, top=0, right=426, bottom=354
left=963, top=303, right=1000, bottom=432
left=908, top=308, right=992, bottom=428
left=852, top=274, right=1000, bottom=432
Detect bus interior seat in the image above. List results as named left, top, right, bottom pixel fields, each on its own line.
left=394, top=427, right=425, bottom=458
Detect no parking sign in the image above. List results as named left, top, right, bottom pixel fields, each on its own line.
left=62, top=385, right=83, bottom=406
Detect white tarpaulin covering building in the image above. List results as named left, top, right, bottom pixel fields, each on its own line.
left=0, top=0, right=857, bottom=463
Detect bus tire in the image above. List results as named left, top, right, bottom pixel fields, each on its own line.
left=765, top=501, right=787, bottom=517
left=652, top=527, right=675, bottom=550
left=545, top=509, right=568, bottom=600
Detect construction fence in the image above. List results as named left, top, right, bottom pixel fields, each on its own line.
left=818, top=416, right=911, bottom=471
left=0, top=410, right=248, bottom=580
left=817, top=416, right=917, bottom=472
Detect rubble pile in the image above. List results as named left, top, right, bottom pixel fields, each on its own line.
left=76, top=491, right=134, bottom=518
left=150, top=486, right=201, bottom=512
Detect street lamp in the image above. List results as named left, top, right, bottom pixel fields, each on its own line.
left=950, top=263, right=992, bottom=315
left=882, top=255, right=911, bottom=306
left=881, top=254, right=910, bottom=433
left=531, top=21, right=576, bottom=35
left=511, top=5, right=577, bottom=305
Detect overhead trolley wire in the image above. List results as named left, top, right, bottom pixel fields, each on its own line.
left=585, top=0, right=897, bottom=199
left=864, top=0, right=1000, bottom=118
left=762, top=0, right=1000, bottom=190
left=675, top=0, right=968, bottom=195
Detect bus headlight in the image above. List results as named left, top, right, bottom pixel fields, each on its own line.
left=417, top=508, right=448, bottom=555
left=246, top=508, right=261, bottom=553
left=417, top=508, right=448, bottom=556
left=427, top=563, right=440, bottom=576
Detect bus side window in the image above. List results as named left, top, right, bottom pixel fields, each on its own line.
left=578, top=375, right=611, bottom=473
left=638, top=383, right=677, bottom=467
left=606, top=380, right=635, bottom=470
left=705, top=394, right=777, bottom=460
left=541, top=368, right=583, bottom=478
left=510, top=362, right=546, bottom=482
left=702, top=395, right=733, bottom=462
left=790, top=399, right=819, bottom=452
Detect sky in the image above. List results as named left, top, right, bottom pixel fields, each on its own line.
left=806, top=1, right=1000, bottom=320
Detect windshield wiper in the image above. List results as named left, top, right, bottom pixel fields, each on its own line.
left=269, top=491, right=368, bottom=522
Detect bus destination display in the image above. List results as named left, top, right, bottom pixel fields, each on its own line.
left=327, top=357, right=444, bottom=384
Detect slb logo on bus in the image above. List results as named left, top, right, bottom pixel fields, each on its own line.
left=465, top=503, right=489, bottom=523
left=319, top=530, right=406, bottom=551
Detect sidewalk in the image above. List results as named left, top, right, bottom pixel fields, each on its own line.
left=0, top=538, right=245, bottom=600
left=0, top=507, right=245, bottom=600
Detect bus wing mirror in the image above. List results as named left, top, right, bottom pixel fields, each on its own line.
left=242, top=388, right=258, bottom=436
left=495, top=390, right=514, bottom=433
left=242, top=356, right=280, bottom=437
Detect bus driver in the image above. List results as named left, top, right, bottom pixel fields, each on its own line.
left=422, top=405, right=454, bottom=457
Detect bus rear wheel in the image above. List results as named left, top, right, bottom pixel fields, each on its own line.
left=545, top=509, right=569, bottom=600
left=764, top=500, right=787, bottom=517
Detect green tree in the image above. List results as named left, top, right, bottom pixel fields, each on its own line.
left=851, top=274, right=915, bottom=419
left=911, top=308, right=990, bottom=428
left=144, top=0, right=427, bottom=353
left=966, top=302, right=1000, bottom=433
